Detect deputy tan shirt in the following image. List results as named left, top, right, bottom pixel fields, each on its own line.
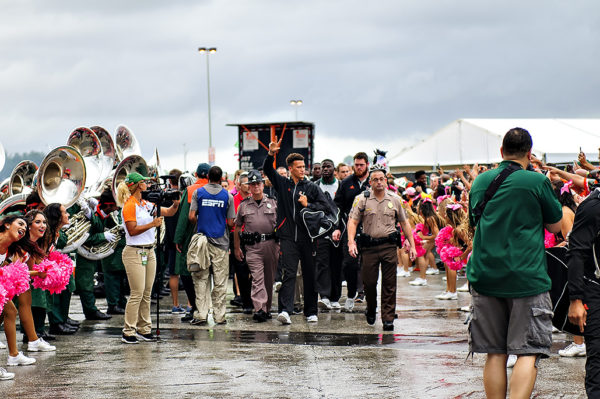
left=235, top=196, right=278, bottom=234
left=349, top=190, right=406, bottom=238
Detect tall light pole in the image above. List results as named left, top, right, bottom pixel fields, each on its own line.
left=198, top=47, right=217, bottom=165
left=290, top=99, right=303, bottom=121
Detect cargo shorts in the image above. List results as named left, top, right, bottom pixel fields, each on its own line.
left=468, top=288, right=553, bottom=359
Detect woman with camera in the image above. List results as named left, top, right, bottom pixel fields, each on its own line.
left=116, top=172, right=179, bottom=344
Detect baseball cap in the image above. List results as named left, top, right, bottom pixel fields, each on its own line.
left=248, top=170, right=263, bottom=184
left=405, top=187, right=417, bottom=196
left=124, top=172, right=151, bottom=186
left=196, top=163, right=210, bottom=177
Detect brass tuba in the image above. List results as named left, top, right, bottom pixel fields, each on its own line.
left=77, top=211, right=123, bottom=260
left=37, top=145, right=88, bottom=252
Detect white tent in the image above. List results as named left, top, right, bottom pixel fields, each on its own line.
left=389, top=119, right=600, bottom=171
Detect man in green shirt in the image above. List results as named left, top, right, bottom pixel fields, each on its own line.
left=467, top=127, right=562, bottom=399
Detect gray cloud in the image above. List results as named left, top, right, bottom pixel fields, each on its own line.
left=1, top=0, right=599, bottom=172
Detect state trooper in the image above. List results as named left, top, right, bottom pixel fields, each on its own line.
left=233, top=170, right=279, bottom=322
left=347, top=164, right=417, bottom=331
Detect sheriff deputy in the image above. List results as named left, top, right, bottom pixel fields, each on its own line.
left=347, top=164, right=417, bottom=331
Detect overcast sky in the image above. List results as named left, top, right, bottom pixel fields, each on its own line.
left=1, top=0, right=599, bottom=175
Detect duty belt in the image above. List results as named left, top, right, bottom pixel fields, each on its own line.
left=128, top=244, right=155, bottom=249
left=241, top=232, right=277, bottom=246
left=359, top=231, right=400, bottom=248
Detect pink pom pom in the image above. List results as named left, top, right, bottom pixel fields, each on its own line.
left=0, top=284, right=8, bottom=314
left=435, top=226, right=454, bottom=253
left=31, top=252, right=74, bottom=294
left=412, top=229, right=427, bottom=258
left=0, top=261, right=31, bottom=300
left=544, top=230, right=556, bottom=249
left=440, top=245, right=466, bottom=271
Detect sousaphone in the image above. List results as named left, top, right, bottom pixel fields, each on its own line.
left=8, top=160, right=38, bottom=196
left=114, top=125, right=141, bottom=167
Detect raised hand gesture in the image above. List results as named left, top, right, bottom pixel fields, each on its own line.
left=268, top=136, right=283, bottom=156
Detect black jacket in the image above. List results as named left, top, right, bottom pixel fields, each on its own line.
left=263, top=154, right=330, bottom=242
left=334, top=174, right=370, bottom=221
left=567, top=189, right=600, bottom=301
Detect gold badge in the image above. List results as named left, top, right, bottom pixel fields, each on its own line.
left=387, top=202, right=394, bottom=209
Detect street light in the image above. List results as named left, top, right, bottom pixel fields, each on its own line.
left=290, top=99, right=303, bottom=121
left=198, top=47, right=217, bottom=164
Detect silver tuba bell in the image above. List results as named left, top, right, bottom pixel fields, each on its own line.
left=37, top=146, right=88, bottom=252
left=112, top=155, right=148, bottom=203
left=114, top=125, right=141, bottom=167
left=8, top=160, right=38, bottom=196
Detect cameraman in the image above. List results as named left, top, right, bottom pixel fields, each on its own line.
left=116, top=172, right=179, bottom=344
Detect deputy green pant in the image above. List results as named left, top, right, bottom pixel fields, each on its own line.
left=48, top=276, right=75, bottom=326
left=75, top=256, right=99, bottom=315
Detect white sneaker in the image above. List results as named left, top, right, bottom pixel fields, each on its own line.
left=0, top=367, right=15, bottom=380
left=426, top=268, right=440, bottom=275
left=397, top=269, right=411, bottom=277
left=558, top=343, right=586, bottom=357
left=552, top=326, right=560, bottom=333
left=341, top=280, right=347, bottom=287
left=457, top=282, right=469, bottom=292
left=306, top=315, right=318, bottom=323
left=277, top=311, right=291, bottom=325
left=435, top=291, right=458, bottom=300
left=7, top=352, right=36, bottom=366
left=330, top=301, right=342, bottom=310
left=460, top=305, right=471, bottom=312
left=0, top=341, right=5, bottom=350
left=274, top=281, right=282, bottom=292
left=318, top=298, right=332, bottom=310
left=506, top=354, right=517, bottom=368
left=27, top=338, right=56, bottom=352
left=344, top=298, right=355, bottom=312
left=409, top=277, right=427, bottom=286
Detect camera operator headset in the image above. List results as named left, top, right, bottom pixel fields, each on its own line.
left=116, top=172, right=179, bottom=343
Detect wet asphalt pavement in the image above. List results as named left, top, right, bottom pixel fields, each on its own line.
left=0, top=272, right=587, bottom=398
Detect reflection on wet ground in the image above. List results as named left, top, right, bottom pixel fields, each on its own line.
left=0, top=273, right=588, bottom=398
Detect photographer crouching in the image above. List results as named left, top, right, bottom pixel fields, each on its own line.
left=116, top=172, right=179, bottom=344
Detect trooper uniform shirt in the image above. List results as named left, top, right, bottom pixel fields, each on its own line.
left=235, top=196, right=278, bottom=234
left=349, top=190, right=406, bottom=238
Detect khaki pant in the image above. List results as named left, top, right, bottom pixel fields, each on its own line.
left=191, top=243, right=229, bottom=323
left=245, top=240, right=279, bottom=313
left=122, top=246, right=156, bottom=336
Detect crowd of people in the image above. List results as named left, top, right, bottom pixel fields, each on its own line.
left=1, top=127, right=600, bottom=397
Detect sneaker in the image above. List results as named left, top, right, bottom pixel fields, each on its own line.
left=558, top=343, right=586, bottom=357
left=344, top=298, right=355, bottom=312
left=506, top=354, right=517, bottom=368
left=425, top=268, right=440, bottom=275
left=355, top=293, right=365, bottom=303
left=0, top=367, right=15, bottom=380
left=330, top=301, right=342, bottom=310
left=318, top=298, right=332, bottom=310
left=341, top=280, right=347, bottom=287
left=277, top=311, right=292, bottom=325
left=435, top=291, right=458, bottom=300
left=27, top=338, right=56, bottom=352
left=171, top=306, right=185, bottom=314
left=274, top=281, right=282, bottom=292
left=0, top=341, right=5, bottom=350
left=136, top=333, right=157, bottom=342
left=460, top=305, right=471, bottom=312
left=408, top=266, right=415, bottom=272
left=397, top=269, right=411, bottom=277
left=190, top=318, right=207, bottom=326
left=306, top=315, right=318, bottom=323
left=214, top=318, right=227, bottom=325
left=7, top=352, right=36, bottom=366
left=121, top=334, right=138, bottom=344
left=457, top=282, right=469, bottom=292
left=409, top=277, right=427, bottom=286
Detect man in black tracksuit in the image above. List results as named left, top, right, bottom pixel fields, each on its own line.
left=567, top=188, right=600, bottom=397
left=263, top=139, right=330, bottom=324
left=332, top=152, right=370, bottom=311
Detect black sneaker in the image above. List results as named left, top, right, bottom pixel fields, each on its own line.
left=355, top=292, right=365, bottom=303
left=181, top=313, right=193, bottom=322
left=365, top=311, right=376, bottom=326
left=121, top=334, right=138, bottom=344
left=190, top=318, right=207, bottom=326
left=136, top=333, right=157, bottom=342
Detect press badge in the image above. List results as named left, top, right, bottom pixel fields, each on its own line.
left=140, top=251, right=148, bottom=266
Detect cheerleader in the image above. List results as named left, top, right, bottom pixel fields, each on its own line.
left=409, top=197, right=444, bottom=286
left=435, top=203, right=472, bottom=300
left=0, top=214, right=36, bottom=379
left=397, top=203, right=422, bottom=278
